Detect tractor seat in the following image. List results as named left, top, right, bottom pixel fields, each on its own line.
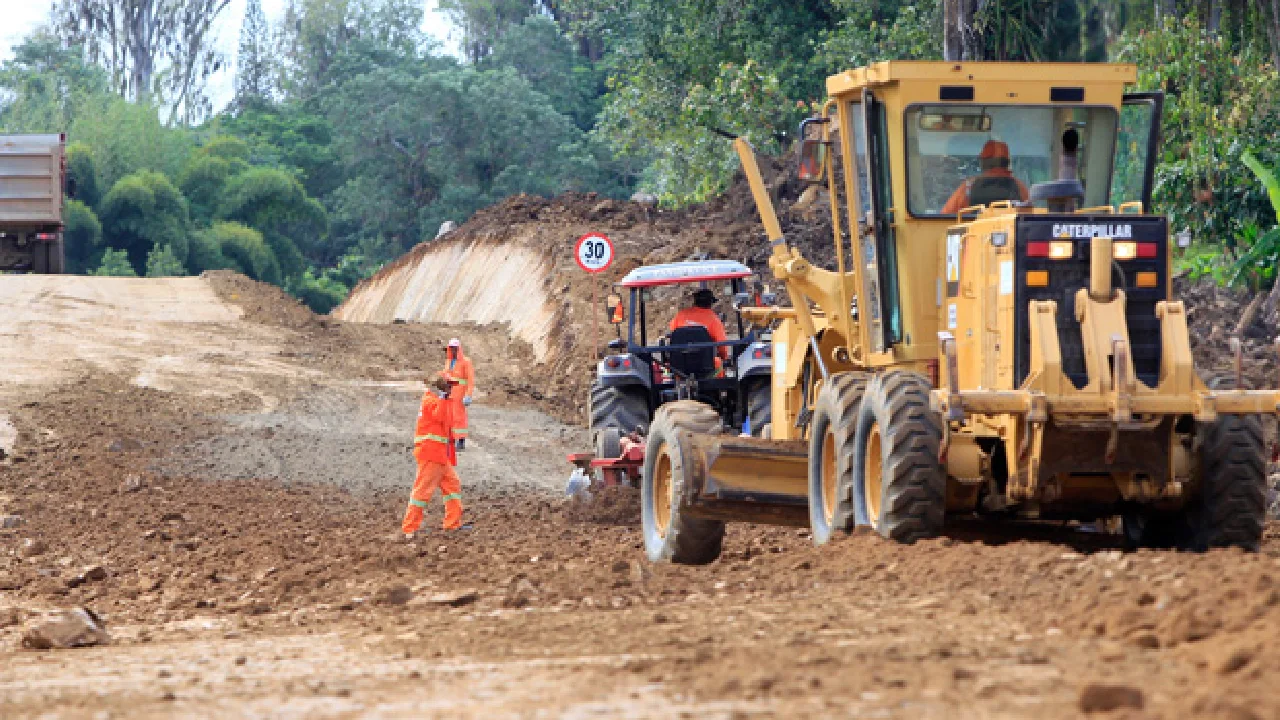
left=664, top=325, right=717, bottom=378
left=968, top=175, right=1023, bottom=206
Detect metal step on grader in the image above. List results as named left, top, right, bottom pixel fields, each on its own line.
left=639, top=61, right=1280, bottom=564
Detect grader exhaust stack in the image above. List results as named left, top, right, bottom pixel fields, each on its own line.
left=640, top=61, right=1280, bottom=565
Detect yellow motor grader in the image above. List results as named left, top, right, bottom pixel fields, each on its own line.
left=640, top=61, right=1280, bottom=564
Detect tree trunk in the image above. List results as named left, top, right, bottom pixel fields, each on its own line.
left=1260, top=0, right=1280, bottom=68
left=1208, top=0, right=1223, bottom=32
left=944, top=0, right=983, bottom=61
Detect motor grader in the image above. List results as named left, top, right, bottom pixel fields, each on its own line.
left=640, top=61, right=1280, bottom=564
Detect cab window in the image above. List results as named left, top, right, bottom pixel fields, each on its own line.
left=904, top=105, right=1118, bottom=216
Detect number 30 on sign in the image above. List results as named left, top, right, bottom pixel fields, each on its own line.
left=575, top=232, right=614, bottom=273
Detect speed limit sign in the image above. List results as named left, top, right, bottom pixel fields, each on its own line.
left=575, top=232, right=614, bottom=273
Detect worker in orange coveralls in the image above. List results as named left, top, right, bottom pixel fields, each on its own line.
left=402, top=372, right=470, bottom=539
left=670, top=288, right=730, bottom=362
left=442, top=338, right=475, bottom=451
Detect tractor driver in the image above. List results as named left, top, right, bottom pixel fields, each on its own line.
left=940, top=140, right=1030, bottom=214
left=669, top=288, right=731, bottom=361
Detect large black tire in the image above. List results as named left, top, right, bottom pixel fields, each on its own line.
left=641, top=401, right=725, bottom=564
left=590, top=382, right=649, bottom=440
left=30, top=243, right=47, bottom=274
left=745, top=378, right=772, bottom=437
left=807, top=372, right=867, bottom=544
left=1186, top=415, right=1267, bottom=550
left=593, top=426, right=622, bottom=486
left=852, top=371, right=946, bottom=543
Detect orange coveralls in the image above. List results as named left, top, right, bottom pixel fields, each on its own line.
left=669, top=307, right=730, bottom=360
left=442, top=346, right=476, bottom=439
left=402, top=390, right=464, bottom=533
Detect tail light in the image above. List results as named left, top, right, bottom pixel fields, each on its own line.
left=34, top=232, right=57, bottom=241
left=751, top=345, right=772, bottom=360
left=1112, top=242, right=1157, bottom=260
left=604, top=356, right=632, bottom=370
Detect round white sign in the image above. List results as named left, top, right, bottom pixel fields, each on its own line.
left=574, top=232, right=614, bottom=274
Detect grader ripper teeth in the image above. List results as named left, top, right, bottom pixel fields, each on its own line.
left=640, top=61, right=1280, bottom=565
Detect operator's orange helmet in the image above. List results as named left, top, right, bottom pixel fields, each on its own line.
left=978, top=140, right=1010, bottom=161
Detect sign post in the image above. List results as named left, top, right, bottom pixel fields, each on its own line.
left=575, top=232, right=615, bottom=445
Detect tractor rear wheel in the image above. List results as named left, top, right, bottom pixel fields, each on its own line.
left=807, top=372, right=867, bottom=544
left=1185, top=414, right=1267, bottom=550
left=745, top=379, right=771, bottom=437
left=590, top=382, right=649, bottom=439
left=641, top=401, right=725, bottom=564
left=593, top=427, right=622, bottom=486
left=853, top=371, right=946, bottom=543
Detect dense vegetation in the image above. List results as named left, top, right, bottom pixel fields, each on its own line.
left=1, top=0, right=1278, bottom=310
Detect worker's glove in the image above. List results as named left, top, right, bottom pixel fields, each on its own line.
left=463, top=396, right=472, bottom=406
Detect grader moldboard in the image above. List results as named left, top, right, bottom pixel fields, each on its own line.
left=640, top=61, right=1280, bottom=565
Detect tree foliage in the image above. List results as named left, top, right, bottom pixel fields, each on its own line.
left=218, top=167, right=327, bottom=283
left=92, top=248, right=138, bottom=276
left=235, top=0, right=274, bottom=109
left=98, top=170, right=191, bottom=273
left=63, top=199, right=104, bottom=273
left=146, top=244, right=188, bottom=277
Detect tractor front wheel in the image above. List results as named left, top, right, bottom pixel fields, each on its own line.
left=852, top=371, right=946, bottom=543
left=641, top=401, right=725, bottom=564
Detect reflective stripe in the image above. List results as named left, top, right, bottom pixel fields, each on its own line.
left=442, top=493, right=462, bottom=503
left=455, top=379, right=469, bottom=385
left=415, top=433, right=449, bottom=444
left=409, top=498, right=429, bottom=509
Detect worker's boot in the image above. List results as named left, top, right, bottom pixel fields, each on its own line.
left=456, top=439, right=466, bottom=452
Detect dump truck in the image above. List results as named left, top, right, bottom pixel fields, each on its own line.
left=0, top=134, right=67, bottom=274
left=640, top=62, right=1280, bottom=564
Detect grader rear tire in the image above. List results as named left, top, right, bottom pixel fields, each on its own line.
left=641, top=401, right=725, bottom=565
left=852, top=371, right=946, bottom=543
left=1186, top=414, right=1267, bottom=551
left=807, top=372, right=868, bottom=545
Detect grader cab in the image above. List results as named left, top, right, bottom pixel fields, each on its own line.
left=640, top=62, right=1280, bottom=565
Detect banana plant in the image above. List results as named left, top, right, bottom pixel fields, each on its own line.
left=1230, top=151, right=1280, bottom=289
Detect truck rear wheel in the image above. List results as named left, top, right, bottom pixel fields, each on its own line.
left=590, top=382, right=649, bottom=439
left=853, top=371, right=946, bottom=543
left=745, top=379, right=771, bottom=437
left=641, top=401, right=725, bottom=564
left=807, top=372, right=867, bottom=544
left=46, top=239, right=64, bottom=274
left=30, top=242, right=48, bottom=274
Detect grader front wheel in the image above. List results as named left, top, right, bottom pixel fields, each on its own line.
left=641, top=401, right=725, bottom=564
left=853, top=372, right=946, bottom=543
left=807, top=373, right=867, bottom=544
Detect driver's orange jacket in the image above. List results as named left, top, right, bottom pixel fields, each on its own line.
left=669, top=307, right=730, bottom=359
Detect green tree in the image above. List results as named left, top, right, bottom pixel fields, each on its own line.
left=293, top=268, right=349, bottom=313
left=276, top=0, right=427, bottom=99
left=219, top=105, right=341, bottom=200
left=439, top=0, right=540, bottom=62
left=235, top=0, right=275, bottom=109
left=145, top=244, right=187, bottom=277
left=69, top=94, right=192, bottom=191
left=92, top=247, right=138, bottom=276
left=62, top=199, right=103, bottom=273
left=0, top=30, right=109, bottom=132
left=218, top=167, right=327, bottom=283
left=485, top=15, right=601, bottom=129
left=98, top=170, right=191, bottom=273
left=64, top=142, right=102, bottom=209
left=206, top=221, right=282, bottom=284
left=187, top=225, right=238, bottom=274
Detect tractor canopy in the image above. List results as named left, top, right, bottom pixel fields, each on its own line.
left=619, top=260, right=752, bottom=288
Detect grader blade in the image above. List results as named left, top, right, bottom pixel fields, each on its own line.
left=682, top=435, right=811, bottom=527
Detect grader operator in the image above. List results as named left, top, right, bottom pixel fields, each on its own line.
left=640, top=62, right=1280, bottom=565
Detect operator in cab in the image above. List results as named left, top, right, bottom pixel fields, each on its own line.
left=940, top=139, right=1029, bottom=214
left=669, top=288, right=731, bottom=361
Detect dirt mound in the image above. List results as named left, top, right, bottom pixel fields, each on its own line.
left=203, top=270, right=323, bottom=330
left=1178, top=277, right=1279, bottom=390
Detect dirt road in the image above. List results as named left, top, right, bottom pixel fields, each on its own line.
left=3, top=274, right=1280, bottom=719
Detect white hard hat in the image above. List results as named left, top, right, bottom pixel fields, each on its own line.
left=447, top=338, right=461, bottom=348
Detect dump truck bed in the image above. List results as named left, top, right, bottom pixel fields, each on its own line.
left=0, top=134, right=65, bottom=227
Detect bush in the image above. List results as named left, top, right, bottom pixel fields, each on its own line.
left=98, top=170, right=190, bottom=273
left=292, top=270, right=349, bottom=314
left=64, top=142, right=101, bottom=210
left=145, top=244, right=187, bottom=277
left=205, top=221, right=281, bottom=285
left=91, top=248, right=137, bottom=277
left=62, top=199, right=102, bottom=273
left=186, top=227, right=238, bottom=274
